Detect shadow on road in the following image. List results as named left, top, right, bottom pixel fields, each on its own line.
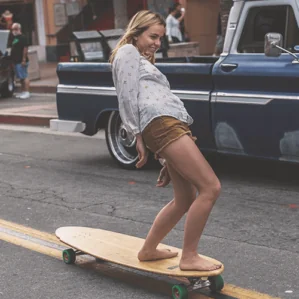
left=206, top=153, right=299, bottom=188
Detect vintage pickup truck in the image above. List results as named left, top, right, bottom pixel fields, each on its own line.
left=51, top=0, right=299, bottom=169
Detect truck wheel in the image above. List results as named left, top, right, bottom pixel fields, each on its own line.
left=105, top=111, right=139, bottom=169
left=1, top=73, right=14, bottom=98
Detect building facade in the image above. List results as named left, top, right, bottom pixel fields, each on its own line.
left=0, top=0, right=229, bottom=61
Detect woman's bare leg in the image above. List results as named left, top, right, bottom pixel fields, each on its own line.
left=138, top=163, right=196, bottom=261
left=161, top=135, right=221, bottom=271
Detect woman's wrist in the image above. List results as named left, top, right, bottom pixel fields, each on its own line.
left=135, top=133, right=142, bottom=141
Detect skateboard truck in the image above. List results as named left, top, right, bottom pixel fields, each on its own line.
left=74, top=250, right=85, bottom=256
left=172, top=276, right=223, bottom=298
left=187, top=278, right=211, bottom=291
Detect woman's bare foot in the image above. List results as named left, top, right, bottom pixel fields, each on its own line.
left=180, top=255, right=222, bottom=271
left=138, top=248, right=178, bottom=261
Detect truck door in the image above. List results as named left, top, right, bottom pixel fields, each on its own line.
left=212, top=2, right=299, bottom=162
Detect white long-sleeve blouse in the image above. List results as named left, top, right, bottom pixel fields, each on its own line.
left=112, top=44, right=193, bottom=135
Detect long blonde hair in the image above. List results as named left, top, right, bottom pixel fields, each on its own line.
left=109, top=10, right=165, bottom=64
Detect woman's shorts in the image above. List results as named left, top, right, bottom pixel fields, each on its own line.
left=142, top=116, right=197, bottom=158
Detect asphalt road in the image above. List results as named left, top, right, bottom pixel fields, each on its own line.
left=0, top=125, right=298, bottom=299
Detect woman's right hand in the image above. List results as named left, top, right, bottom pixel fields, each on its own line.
left=156, top=164, right=171, bottom=187
left=135, top=135, right=148, bottom=168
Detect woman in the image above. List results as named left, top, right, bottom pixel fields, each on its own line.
left=165, top=3, right=184, bottom=43
left=110, top=10, right=221, bottom=271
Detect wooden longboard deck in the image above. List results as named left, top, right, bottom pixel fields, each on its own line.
left=56, top=226, right=224, bottom=278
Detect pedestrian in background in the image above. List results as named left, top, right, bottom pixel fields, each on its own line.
left=0, top=10, right=13, bottom=30
left=174, top=3, right=189, bottom=42
left=10, top=23, right=30, bottom=99
left=166, top=3, right=185, bottom=43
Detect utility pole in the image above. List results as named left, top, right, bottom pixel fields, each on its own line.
left=220, top=0, right=233, bottom=38
left=113, top=0, right=128, bottom=29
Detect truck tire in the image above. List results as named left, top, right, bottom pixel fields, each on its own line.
left=1, top=73, right=14, bottom=98
left=105, top=111, right=139, bottom=169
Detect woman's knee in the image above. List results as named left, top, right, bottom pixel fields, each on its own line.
left=198, top=177, right=221, bottom=201
left=211, top=178, right=221, bottom=198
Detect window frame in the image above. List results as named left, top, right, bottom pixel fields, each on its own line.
left=230, top=0, right=299, bottom=55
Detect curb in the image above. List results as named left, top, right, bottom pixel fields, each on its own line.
left=0, top=114, right=56, bottom=127
left=15, top=85, right=56, bottom=94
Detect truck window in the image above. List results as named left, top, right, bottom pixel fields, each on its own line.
left=238, top=5, right=299, bottom=53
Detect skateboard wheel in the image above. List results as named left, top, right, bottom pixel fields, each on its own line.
left=172, top=284, right=188, bottom=299
left=62, top=249, right=76, bottom=264
left=208, top=275, right=224, bottom=292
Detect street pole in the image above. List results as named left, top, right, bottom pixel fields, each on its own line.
left=113, top=0, right=128, bottom=29
left=220, top=0, right=233, bottom=39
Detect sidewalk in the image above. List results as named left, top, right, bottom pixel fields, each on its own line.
left=0, top=63, right=58, bottom=127
left=0, top=94, right=57, bottom=126
left=15, top=62, right=58, bottom=94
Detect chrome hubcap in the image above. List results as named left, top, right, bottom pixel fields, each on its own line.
left=119, top=125, right=135, bottom=148
left=107, top=111, right=138, bottom=165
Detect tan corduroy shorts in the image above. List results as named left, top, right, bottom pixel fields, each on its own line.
left=142, top=116, right=197, bottom=158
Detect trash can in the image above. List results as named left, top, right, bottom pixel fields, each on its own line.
left=28, top=49, right=40, bottom=81
left=69, top=29, right=124, bottom=62
left=98, top=29, right=124, bottom=55
left=70, top=30, right=106, bottom=62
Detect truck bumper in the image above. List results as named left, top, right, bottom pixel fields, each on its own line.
left=50, top=119, right=86, bottom=132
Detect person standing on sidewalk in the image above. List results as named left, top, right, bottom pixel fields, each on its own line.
left=10, top=23, right=30, bottom=99
left=166, top=3, right=185, bottom=44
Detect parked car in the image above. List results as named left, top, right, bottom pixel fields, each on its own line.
left=51, top=0, right=299, bottom=169
left=0, top=30, right=14, bottom=98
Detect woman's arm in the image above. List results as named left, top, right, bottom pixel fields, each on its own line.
left=22, top=46, right=28, bottom=66
left=177, top=11, right=185, bottom=23
left=113, top=45, right=141, bottom=135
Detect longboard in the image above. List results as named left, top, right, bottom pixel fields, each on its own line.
left=56, top=226, right=224, bottom=299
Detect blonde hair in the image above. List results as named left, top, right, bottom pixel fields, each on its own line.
left=110, top=10, right=165, bottom=64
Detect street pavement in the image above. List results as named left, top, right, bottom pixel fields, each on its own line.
left=0, top=124, right=298, bottom=299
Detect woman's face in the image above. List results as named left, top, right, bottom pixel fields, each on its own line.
left=135, top=23, right=165, bottom=57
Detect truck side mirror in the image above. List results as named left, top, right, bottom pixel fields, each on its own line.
left=264, top=33, right=283, bottom=57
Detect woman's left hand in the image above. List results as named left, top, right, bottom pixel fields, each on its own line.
left=156, top=164, right=171, bottom=187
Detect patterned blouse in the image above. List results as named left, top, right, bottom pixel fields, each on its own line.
left=112, top=44, right=193, bottom=135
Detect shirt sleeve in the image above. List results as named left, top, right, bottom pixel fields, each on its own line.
left=112, top=45, right=141, bottom=135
